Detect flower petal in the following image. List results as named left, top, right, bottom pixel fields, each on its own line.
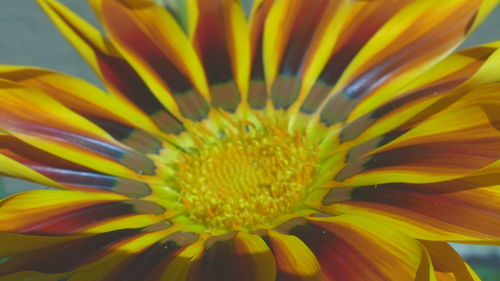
left=336, top=89, right=500, bottom=185
left=263, top=0, right=339, bottom=110
left=101, top=231, right=199, bottom=281
left=0, top=232, right=82, bottom=258
left=324, top=179, right=500, bottom=242
left=0, top=67, right=168, bottom=154
left=97, top=0, right=211, bottom=121
left=0, top=80, right=157, bottom=178
left=299, top=0, right=415, bottom=114
left=37, top=0, right=185, bottom=134
left=0, top=133, right=151, bottom=197
left=0, top=224, right=175, bottom=279
left=0, top=149, right=61, bottom=189
left=282, top=216, right=430, bottom=281
left=291, top=0, right=350, bottom=113
left=0, top=190, right=167, bottom=235
left=85, top=116, right=164, bottom=155
left=0, top=229, right=139, bottom=276
left=247, top=0, right=273, bottom=110
left=314, top=0, right=489, bottom=124
left=233, top=232, right=276, bottom=281
left=422, top=241, right=481, bottom=281
left=340, top=42, right=500, bottom=143
left=0, top=271, right=68, bottom=281
left=0, top=68, right=171, bottom=156
left=266, top=229, right=321, bottom=281
left=181, top=233, right=276, bottom=281
left=66, top=227, right=180, bottom=281
left=192, top=0, right=249, bottom=112
left=0, top=66, right=159, bottom=135
left=156, top=240, right=204, bottom=281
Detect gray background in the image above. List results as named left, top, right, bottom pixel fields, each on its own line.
left=1, top=0, right=500, bottom=261
left=0, top=0, right=101, bottom=85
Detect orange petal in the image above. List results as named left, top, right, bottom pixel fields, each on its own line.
left=278, top=216, right=429, bottom=281
left=0, top=133, right=151, bottom=197
left=313, top=0, right=486, bottom=124
left=336, top=97, right=500, bottom=185
left=422, top=241, right=481, bottom=281
left=0, top=80, right=157, bottom=179
left=182, top=233, right=276, bottom=281
left=267, top=229, right=321, bottom=281
left=0, top=190, right=165, bottom=235
left=97, top=0, right=210, bottom=121
left=192, top=0, right=247, bottom=112
left=37, top=0, right=185, bottom=135
left=325, top=179, right=500, bottom=242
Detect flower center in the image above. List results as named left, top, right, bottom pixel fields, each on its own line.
left=175, top=121, right=318, bottom=231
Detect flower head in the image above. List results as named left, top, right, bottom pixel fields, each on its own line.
left=1, top=0, right=500, bottom=280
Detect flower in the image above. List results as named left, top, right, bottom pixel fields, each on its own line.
left=0, top=0, right=500, bottom=280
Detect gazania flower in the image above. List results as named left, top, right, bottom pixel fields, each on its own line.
left=1, top=0, right=500, bottom=280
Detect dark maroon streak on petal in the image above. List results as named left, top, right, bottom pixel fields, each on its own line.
left=97, top=54, right=187, bottom=131
left=0, top=134, right=92, bottom=170
left=33, top=166, right=151, bottom=198
left=0, top=228, right=141, bottom=275
left=0, top=135, right=151, bottom=197
left=48, top=6, right=186, bottom=133
left=102, top=0, right=210, bottom=121
left=248, top=51, right=267, bottom=109
left=336, top=137, right=500, bottom=181
left=247, top=0, right=272, bottom=110
left=342, top=130, right=403, bottom=163
left=111, top=232, right=199, bottom=281
left=19, top=200, right=164, bottom=235
left=299, top=1, right=406, bottom=114
left=199, top=235, right=238, bottom=281
left=194, top=1, right=240, bottom=112
left=271, top=0, right=330, bottom=110
left=349, top=185, right=500, bottom=236
left=195, top=7, right=233, bottom=85
left=87, top=116, right=163, bottom=154
left=289, top=222, right=385, bottom=281
left=339, top=78, right=468, bottom=142
left=0, top=67, right=182, bottom=136
left=15, top=123, right=156, bottom=175
left=116, top=241, right=181, bottom=281
left=319, top=15, right=474, bottom=126
left=186, top=233, right=276, bottom=281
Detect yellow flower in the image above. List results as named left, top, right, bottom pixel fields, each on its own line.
left=0, top=0, right=499, bottom=280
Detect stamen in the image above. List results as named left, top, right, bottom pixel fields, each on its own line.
left=174, top=119, right=318, bottom=230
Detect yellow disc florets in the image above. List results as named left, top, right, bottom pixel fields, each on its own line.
left=174, top=118, right=318, bottom=231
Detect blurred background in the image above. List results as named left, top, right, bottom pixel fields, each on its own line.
left=0, top=0, right=500, bottom=279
